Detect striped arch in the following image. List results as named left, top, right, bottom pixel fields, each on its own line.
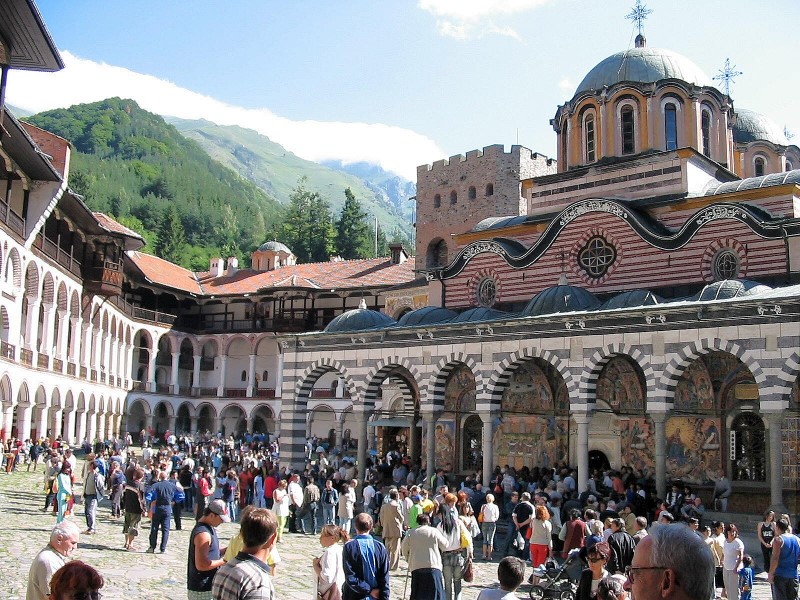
left=660, top=338, right=766, bottom=403
left=486, top=347, right=575, bottom=410
left=422, top=352, right=484, bottom=412
left=579, top=343, right=655, bottom=403
left=363, top=356, right=422, bottom=408
left=774, top=352, right=800, bottom=404
left=294, top=357, right=359, bottom=401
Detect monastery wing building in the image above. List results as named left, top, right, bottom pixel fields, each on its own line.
left=1, top=3, right=798, bottom=515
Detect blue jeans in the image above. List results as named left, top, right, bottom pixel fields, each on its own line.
left=442, top=551, right=464, bottom=600
left=322, top=504, right=336, bottom=525
left=150, top=506, right=172, bottom=551
left=84, top=494, right=97, bottom=531
left=300, top=502, right=319, bottom=533
left=772, top=575, right=799, bottom=600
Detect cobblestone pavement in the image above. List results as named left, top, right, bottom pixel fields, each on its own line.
left=1, top=465, right=775, bottom=600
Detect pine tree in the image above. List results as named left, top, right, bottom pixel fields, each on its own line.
left=336, top=188, right=372, bottom=259
left=155, top=206, right=186, bottom=264
left=309, top=193, right=336, bottom=262
left=280, top=178, right=337, bottom=263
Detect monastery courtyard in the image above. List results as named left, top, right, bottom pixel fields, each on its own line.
left=1, top=463, right=774, bottom=600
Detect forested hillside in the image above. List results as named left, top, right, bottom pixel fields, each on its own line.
left=26, top=98, right=283, bottom=270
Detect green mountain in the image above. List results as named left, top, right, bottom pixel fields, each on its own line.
left=165, top=117, right=414, bottom=238
left=25, top=98, right=283, bottom=270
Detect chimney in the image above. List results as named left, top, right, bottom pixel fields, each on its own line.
left=226, top=256, right=239, bottom=277
left=209, top=258, right=225, bottom=278
left=389, top=243, right=408, bottom=265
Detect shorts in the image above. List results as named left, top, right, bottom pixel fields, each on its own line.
left=123, top=511, right=142, bottom=535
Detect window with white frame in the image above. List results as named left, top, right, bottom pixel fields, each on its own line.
left=701, top=108, right=712, bottom=158
left=584, top=112, right=596, bottom=163
left=664, top=103, right=678, bottom=151
left=620, top=105, right=636, bottom=155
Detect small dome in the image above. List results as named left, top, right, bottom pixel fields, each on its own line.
left=257, top=241, right=292, bottom=254
left=694, top=279, right=772, bottom=302
left=449, top=307, right=512, bottom=323
left=599, top=289, right=663, bottom=310
left=733, top=109, right=790, bottom=146
left=324, top=309, right=396, bottom=333
left=522, top=285, right=600, bottom=317
left=575, top=47, right=712, bottom=96
left=396, top=306, right=458, bottom=327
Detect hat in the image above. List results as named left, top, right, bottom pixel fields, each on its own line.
left=208, top=499, right=231, bottom=522
left=411, top=495, right=421, bottom=502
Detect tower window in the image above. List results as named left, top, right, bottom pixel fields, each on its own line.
left=433, top=194, right=441, bottom=208
left=754, top=157, right=765, bottom=177
left=701, top=110, right=711, bottom=157
left=585, top=114, right=596, bottom=162
left=621, top=106, right=635, bottom=155
left=450, top=190, right=457, bottom=205
left=468, top=186, right=476, bottom=200
left=664, top=103, right=678, bottom=151
left=485, top=184, right=494, bottom=196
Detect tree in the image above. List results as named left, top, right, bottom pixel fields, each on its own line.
left=280, top=178, right=336, bottom=263
left=336, top=188, right=372, bottom=259
left=309, top=193, right=336, bottom=262
left=155, top=206, right=186, bottom=264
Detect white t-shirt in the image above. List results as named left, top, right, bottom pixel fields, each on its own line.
left=723, top=537, right=744, bottom=570
left=477, top=589, right=521, bottom=600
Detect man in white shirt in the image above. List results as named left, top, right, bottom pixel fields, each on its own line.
left=26, top=521, right=80, bottom=600
left=286, top=473, right=304, bottom=533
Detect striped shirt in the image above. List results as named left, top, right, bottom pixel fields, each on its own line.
left=212, top=552, right=275, bottom=600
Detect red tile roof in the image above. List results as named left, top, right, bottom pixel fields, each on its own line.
left=20, top=121, right=70, bottom=178
left=93, top=212, right=144, bottom=240
left=127, top=252, right=417, bottom=297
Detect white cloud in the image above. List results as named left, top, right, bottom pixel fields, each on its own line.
left=420, top=0, right=549, bottom=40
left=558, top=77, right=574, bottom=96
left=6, top=51, right=442, bottom=181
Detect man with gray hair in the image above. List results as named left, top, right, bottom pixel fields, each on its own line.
left=26, top=521, right=80, bottom=600
left=627, top=523, right=714, bottom=600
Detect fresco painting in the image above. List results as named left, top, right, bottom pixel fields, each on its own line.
left=620, top=417, right=655, bottom=474
left=492, top=415, right=568, bottom=471
left=444, top=365, right=476, bottom=413
left=665, top=416, right=722, bottom=484
left=782, top=416, right=800, bottom=487
left=674, top=360, right=715, bottom=412
left=596, top=358, right=645, bottom=412
left=500, top=360, right=570, bottom=415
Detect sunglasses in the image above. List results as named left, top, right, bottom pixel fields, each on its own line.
left=625, top=565, right=666, bottom=583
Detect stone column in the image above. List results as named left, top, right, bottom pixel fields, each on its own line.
left=147, top=348, right=157, bottom=392
left=190, top=416, right=198, bottom=435
left=652, top=411, right=668, bottom=499
left=424, top=412, right=440, bottom=486
left=96, top=412, right=106, bottom=441
left=574, top=412, right=590, bottom=493
left=69, top=317, right=81, bottom=364
left=24, top=298, right=41, bottom=352
left=86, top=412, right=97, bottom=443
left=192, top=355, right=201, bottom=393
left=75, top=411, right=87, bottom=444
left=765, top=411, right=786, bottom=511
left=170, top=352, right=180, bottom=394
left=247, top=354, right=257, bottom=397
left=35, top=405, right=49, bottom=440
left=168, top=414, right=177, bottom=436
left=41, top=303, right=56, bottom=357
left=408, top=414, right=420, bottom=466
left=56, top=309, right=69, bottom=364
left=480, top=412, right=496, bottom=488
left=1, top=404, right=13, bottom=441
left=50, top=408, right=63, bottom=441
left=64, top=409, right=76, bottom=444
left=355, top=408, right=369, bottom=481
left=335, top=415, right=344, bottom=450
left=217, top=355, right=228, bottom=396
left=275, top=353, right=284, bottom=398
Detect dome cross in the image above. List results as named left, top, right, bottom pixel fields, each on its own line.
left=713, top=58, right=742, bottom=97
left=625, top=0, right=653, bottom=36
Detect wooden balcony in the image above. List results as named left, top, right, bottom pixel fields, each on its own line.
left=83, top=259, right=123, bottom=297
left=20, top=348, right=33, bottom=366
left=0, top=341, right=14, bottom=360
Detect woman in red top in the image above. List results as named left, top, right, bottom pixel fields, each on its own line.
left=264, top=468, right=278, bottom=509
left=562, top=508, right=586, bottom=559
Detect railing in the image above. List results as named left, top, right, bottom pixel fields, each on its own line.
left=90, top=369, right=98, bottom=382
left=155, top=383, right=170, bottom=394
left=0, top=199, right=25, bottom=237
left=79, top=366, right=87, bottom=379
left=0, top=341, right=14, bottom=360
left=37, top=353, right=49, bottom=369
left=177, top=315, right=309, bottom=334
left=311, top=389, right=337, bottom=399
left=67, top=362, right=76, bottom=376
left=132, top=381, right=147, bottom=391
left=226, top=388, right=247, bottom=398
left=198, top=387, right=217, bottom=397
left=33, top=233, right=82, bottom=276
left=255, top=388, right=276, bottom=398
left=20, top=348, right=33, bottom=366
left=116, top=377, right=122, bottom=387
left=107, top=296, right=177, bottom=326
left=53, top=358, right=63, bottom=372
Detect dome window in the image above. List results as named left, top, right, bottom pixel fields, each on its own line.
left=754, top=156, right=766, bottom=177
left=664, top=103, right=678, bottom=151
left=621, top=106, right=636, bottom=155
left=578, top=236, right=617, bottom=278
left=584, top=113, right=596, bottom=162
left=701, top=109, right=712, bottom=158
left=476, top=277, right=497, bottom=307
left=713, top=249, right=740, bottom=280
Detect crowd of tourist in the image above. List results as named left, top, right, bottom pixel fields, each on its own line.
left=14, top=431, right=800, bottom=600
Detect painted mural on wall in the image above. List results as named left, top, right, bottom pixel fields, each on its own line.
left=491, top=414, right=568, bottom=471
left=596, top=358, right=645, bottom=412
left=674, top=352, right=755, bottom=412
left=500, top=360, right=569, bottom=415
left=782, top=416, right=800, bottom=487
left=674, top=359, right=715, bottom=412
left=620, top=417, right=655, bottom=474
left=665, top=416, right=722, bottom=484
left=444, top=366, right=476, bottom=413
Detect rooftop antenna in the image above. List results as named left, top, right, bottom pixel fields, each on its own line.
left=626, top=0, right=652, bottom=40
left=713, top=58, right=742, bottom=97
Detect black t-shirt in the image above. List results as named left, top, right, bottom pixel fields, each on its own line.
left=514, top=501, right=535, bottom=533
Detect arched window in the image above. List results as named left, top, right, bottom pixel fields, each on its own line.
left=485, top=184, right=494, bottom=196
left=731, top=413, right=766, bottom=482
left=786, top=160, right=793, bottom=171
left=664, top=103, right=678, bottom=151
left=262, top=370, right=268, bottom=382
left=433, top=194, right=441, bottom=208
left=701, top=109, right=712, bottom=157
left=241, top=370, right=247, bottom=382
left=621, top=105, right=636, bottom=155
left=468, top=186, right=476, bottom=200
left=754, top=156, right=766, bottom=177
left=450, top=190, right=457, bottom=205
left=584, top=113, right=596, bottom=162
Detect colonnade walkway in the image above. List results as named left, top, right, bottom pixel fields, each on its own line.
left=0, top=465, right=775, bottom=600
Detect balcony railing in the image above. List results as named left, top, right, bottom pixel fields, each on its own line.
left=33, top=233, right=81, bottom=276
left=90, top=369, right=98, bottom=382
left=107, top=296, right=177, bottom=327
left=311, top=389, right=337, bottom=399
left=0, top=199, right=25, bottom=237
left=1, top=341, right=15, bottom=360
left=177, top=315, right=310, bottom=334
left=67, top=362, right=76, bottom=376
left=226, top=388, right=247, bottom=398
left=198, top=387, right=217, bottom=397
left=20, top=348, right=33, bottom=366
left=255, top=388, right=276, bottom=398
left=155, top=383, right=170, bottom=394
left=79, top=366, right=87, bottom=379
left=53, top=358, right=63, bottom=372
left=37, top=353, right=49, bottom=369
left=132, top=381, right=147, bottom=392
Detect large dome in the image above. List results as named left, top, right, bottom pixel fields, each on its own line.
left=575, top=47, right=713, bottom=96
left=257, top=241, right=292, bottom=254
left=323, top=308, right=396, bottom=333
left=733, top=109, right=790, bottom=146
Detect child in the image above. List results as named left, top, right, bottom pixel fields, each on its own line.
left=477, top=556, right=526, bottom=600
left=738, top=555, right=754, bottom=600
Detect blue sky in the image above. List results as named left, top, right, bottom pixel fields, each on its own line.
left=8, top=0, right=800, bottom=180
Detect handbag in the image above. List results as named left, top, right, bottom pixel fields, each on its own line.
left=319, top=584, right=342, bottom=600
left=469, top=516, right=481, bottom=538
left=477, top=510, right=484, bottom=523
left=462, top=556, right=474, bottom=583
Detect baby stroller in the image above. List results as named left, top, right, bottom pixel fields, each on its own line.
left=529, top=551, right=580, bottom=600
